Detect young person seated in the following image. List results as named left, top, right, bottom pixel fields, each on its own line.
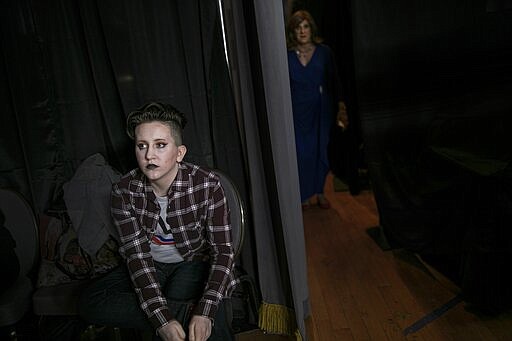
left=80, top=102, right=237, bottom=341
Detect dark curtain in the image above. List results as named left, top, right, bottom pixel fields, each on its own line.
left=221, top=1, right=310, bottom=338
left=1, top=0, right=311, bottom=336
left=350, top=0, right=512, bottom=311
left=0, top=0, right=247, bottom=218
left=1, top=0, right=311, bottom=335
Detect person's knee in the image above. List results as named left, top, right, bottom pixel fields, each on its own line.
left=209, top=300, right=234, bottom=341
left=164, top=261, right=208, bottom=301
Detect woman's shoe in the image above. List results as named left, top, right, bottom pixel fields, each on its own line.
left=317, top=195, right=330, bottom=209
left=301, top=202, right=311, bottom=211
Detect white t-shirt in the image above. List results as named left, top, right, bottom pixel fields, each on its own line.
left=150, top=196, right=184, bottom=263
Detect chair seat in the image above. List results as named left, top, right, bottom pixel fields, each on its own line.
left=0, top=276, right=33, bottom=325
left=33, top=280, right=92, bottom=316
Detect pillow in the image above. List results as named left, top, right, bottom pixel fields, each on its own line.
left=37, top=212, right=121, bottom=288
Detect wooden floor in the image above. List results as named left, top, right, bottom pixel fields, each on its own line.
left=303, top=174, right=512, bottom=341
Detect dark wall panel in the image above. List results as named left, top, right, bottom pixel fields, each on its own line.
left=351, top=0, right=512, bottom=311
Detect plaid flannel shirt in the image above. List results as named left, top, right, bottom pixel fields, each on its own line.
left=111, top=162, right=237, bottom=329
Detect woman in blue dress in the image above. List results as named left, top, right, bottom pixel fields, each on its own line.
left=286, top=10, right=348, bottom=210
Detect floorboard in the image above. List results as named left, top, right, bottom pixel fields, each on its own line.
left=303, top=174, right=512, bottom=341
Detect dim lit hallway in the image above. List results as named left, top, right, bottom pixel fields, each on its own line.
left=302, top=173, right=512, bottom=341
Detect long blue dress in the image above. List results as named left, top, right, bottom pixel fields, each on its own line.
left=288, top=44, right=341, bottom=202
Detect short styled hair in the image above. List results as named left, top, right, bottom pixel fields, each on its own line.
left=286, top=10, right=323, bottom=49
left=126, top=102, right=187, bottom=146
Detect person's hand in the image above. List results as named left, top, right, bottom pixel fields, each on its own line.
left=188, top=315, right=212, bottom=341
left=337, top=101, right=349, bottom=129
left=157, top=320, right=186, bottom=341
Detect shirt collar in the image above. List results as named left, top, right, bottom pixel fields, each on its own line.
left=169, top=162, right=189, bottom=193
left=128, top=162, right=191, bottom=196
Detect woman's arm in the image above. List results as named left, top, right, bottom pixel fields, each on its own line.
left=337, top=101, right=349, bottom=129
left=111, top=183, right=173, bottom=330
left=193, top=179, right=235, bottom=321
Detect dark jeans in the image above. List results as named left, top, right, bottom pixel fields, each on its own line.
left=79, top=260, right=233, bottom=341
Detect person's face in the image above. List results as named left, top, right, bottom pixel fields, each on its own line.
left=134, top=121, right=186, bottom=189
left=294, top=20, right=312, bottom=45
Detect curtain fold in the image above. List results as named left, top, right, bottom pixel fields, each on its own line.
left=1, top=0, right=247, bottom=214
left=222, top=0, right=310, bottom=338
left=1, top=0, right=126, bottom=212
left=2, top=0, right=308, bottom=337
left=252, top=2, right=309, bottom=338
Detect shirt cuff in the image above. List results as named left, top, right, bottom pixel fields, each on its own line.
left=149, top=306, right=174, bottom=330
left=193, top=298, right=219, bottom=321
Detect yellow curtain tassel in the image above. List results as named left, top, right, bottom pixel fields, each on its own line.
left=295, top=328, right=303, bottom=341
left=258, top=301, right=299, bottom=337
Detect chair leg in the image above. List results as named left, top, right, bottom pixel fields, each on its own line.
left=113, top=327, right=122, bottom=341
left=0, top=327, right=18, bottom=341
